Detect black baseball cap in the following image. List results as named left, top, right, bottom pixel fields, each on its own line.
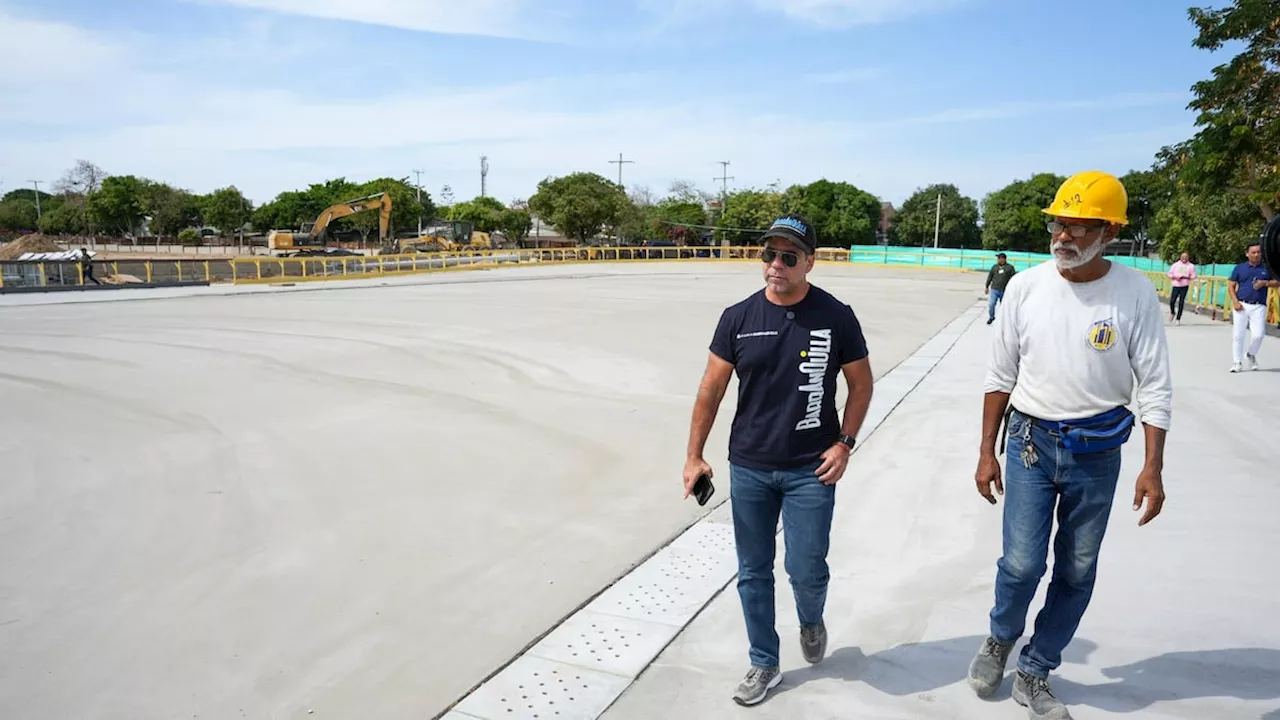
left=759, top=213, right=817, bottom=254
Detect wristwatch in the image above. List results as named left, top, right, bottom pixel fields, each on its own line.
left=837, top=434, right=856, bottom=451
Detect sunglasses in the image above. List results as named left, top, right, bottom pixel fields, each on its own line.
left=761, top=248, right=800, bottom=267
left=1047, top=221, right=1104, bottom=239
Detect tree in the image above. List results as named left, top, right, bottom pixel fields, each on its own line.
left=780, top=179, right=881, bottom=246
left=449, top=196, right=506, bottom=233
left=0, top=200, right=40, bottom=232
left=717, top=189, right=782, bottom=244
left=91, top=175, right=146, bottom=237
left=1151, top=188, right=1260, bottom=264
left=528, top=172, right=628, bottom=242
left=498, top=208, right=532, bottom=244
left=1168, top=0, right=1280, bottom=220
left=143, top=182, right=202, bottom=237
left=891, top=184, right=981, bottom=248
left=981, top=173, right=1066, bottom=252
left=201, top=186, right=252, bottom=238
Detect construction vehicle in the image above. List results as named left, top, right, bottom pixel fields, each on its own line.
left=395, top=219, right=492, bottom=253
left=268, top=192, right=391, bottom=254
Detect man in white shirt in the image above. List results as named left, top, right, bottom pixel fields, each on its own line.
left=966, top=171, right=1173, bottom=720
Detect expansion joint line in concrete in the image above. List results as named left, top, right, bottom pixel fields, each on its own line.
left=438, top=302, right=986, bottom=720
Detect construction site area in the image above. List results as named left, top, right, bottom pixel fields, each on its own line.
left=0, top=259, right=1276, bottom=720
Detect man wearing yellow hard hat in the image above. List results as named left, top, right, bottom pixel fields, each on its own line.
left=968, top=170, right=1173, bottom=720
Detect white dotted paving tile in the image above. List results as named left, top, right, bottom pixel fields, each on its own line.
left=441, top=712, right=484, bottom=719
left=526, top=609, right=682, bottom=678
left=584, top=544, right=739, bottom=627
left=666, top=520, right=736, bottom=558
left=451, top=655, right=632, bottom=720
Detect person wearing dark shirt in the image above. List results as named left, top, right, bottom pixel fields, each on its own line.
left=1228, top=241, right=1278, bottom=372
left=985, top=253, right=1016, bottom=325
left=682, top=213, right=874, bottom=706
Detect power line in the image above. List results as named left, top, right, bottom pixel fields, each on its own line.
left=609, top=153, right=635, bottom=188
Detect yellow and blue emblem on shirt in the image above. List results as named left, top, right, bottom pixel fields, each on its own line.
left=1087, top=318, right=1117, bottom=352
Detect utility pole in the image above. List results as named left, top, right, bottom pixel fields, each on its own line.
left=933, top=191, right=942, bottom=248
left=480, top=156, right=489, bottom=198
left=29, top=180, right=42, bottom=218
left=714, top=161, right=734, bottom=199
left=609, top=153, right=634, bottom=189
left=412, top=169, right=424, bottom=235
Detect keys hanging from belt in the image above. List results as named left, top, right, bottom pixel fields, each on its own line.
left=1020, top=418, right=1038, bottom=468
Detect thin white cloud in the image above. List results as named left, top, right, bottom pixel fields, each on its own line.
left=0, top=11, right=127, bottom=89
left=753, top=0, right=966, bottom=25
left=199, top=0, right=538, bottom=39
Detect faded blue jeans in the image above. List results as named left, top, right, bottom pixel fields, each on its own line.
left=990, top=409, right=1123, bottom=678
left=988, top=288, right=1005, bottom=322
left=730, top=461, right=835, bottom=668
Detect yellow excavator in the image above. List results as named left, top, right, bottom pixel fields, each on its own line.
left=268, top=192, right=391, bottom=253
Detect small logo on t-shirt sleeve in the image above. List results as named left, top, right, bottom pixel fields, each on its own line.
left=1087, top=319, right=1117, bottom=352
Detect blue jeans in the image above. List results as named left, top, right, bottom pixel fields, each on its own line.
left=988, top=288, right=1005, bottom=321
left=990, top=409, right=1123, bottom=678
left=730, top=461, right=836, bottom=668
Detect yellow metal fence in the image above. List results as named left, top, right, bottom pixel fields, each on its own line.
left=225, top=246, right=854, bottom=284
left=0, top=259, right=233, bottom=290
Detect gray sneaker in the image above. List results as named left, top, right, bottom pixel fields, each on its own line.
left=732, top=666, right=782, bottom=706
left=967, top=636, right=1014, bottom=697
left=1012, top=670, right=1072, bottom=719
left=800, top=622, right=827, bottom=664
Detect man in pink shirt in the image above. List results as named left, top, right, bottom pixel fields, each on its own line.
left=1168, top=252, right=1196, bottom=325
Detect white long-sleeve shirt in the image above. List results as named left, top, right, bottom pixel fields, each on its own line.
left=984, top=260, right=1173, bottom=430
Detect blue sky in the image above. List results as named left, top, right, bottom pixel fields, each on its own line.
left=0, top=0, right=1224, bottom=209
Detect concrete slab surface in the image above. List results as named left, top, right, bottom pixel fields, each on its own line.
left=0, top=262, right=983, bottom=720
left=599, top=293, right=1280, bottom=720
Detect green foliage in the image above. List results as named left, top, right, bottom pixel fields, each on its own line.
left=177, top=228, right=202, bottom=245
left=143, top=182, right=202, bottom=237
left=498, top=208, right=532, bottom=242
left=891, top=184, right=981, bottom=248
left=201, top=186, right=252, bottom=237
left=91, top=175, right=147, bottom=236
left=0, top=200, right=40, bottom=232
left=651, top=199, right=708, bottom=240
left=981, top=173, right=1066, bottom=252
left=1174, top=0, right=1280, bottom=219
left=528, top=172, right=628, bottom=241
left=252, top=177, right=429, bottom=239
left=1152, top=188, right=1262, bottom=264
left=780, top=179, right=881, bottom=246
left=718, top=189, right=782, bottom=244
left=37, top=200, right=87, bottom=235
left=449, top=196, right=506, bottom=233
left=357, top=177, right=431, bottom=235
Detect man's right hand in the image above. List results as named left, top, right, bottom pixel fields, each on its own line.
left=1234, top=301, right=1244, bottom=312
left=683, top=457, right=712, bottom=499
left=975, top=451, right=1003, bottom=505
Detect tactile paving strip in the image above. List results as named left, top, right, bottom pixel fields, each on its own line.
left=441, top=301, right=984, bottom=720
left=450, top=655, right=632, bottom=720
left=526, top=610, right=681, bottom=678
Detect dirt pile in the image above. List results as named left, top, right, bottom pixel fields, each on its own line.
left=0, top=234, right=64, bottom=260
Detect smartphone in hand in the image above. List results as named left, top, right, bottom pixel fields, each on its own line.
left=692, top=473, right=715, bottom=506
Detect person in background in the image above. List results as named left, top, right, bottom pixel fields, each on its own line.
left=1167, top=252, right=1195, bottom=325
left=1228, top=241, right=1278, bottom=372
left=985, top=253, right=1017, bottom=325
left=682, top=213, right=874, bottom=707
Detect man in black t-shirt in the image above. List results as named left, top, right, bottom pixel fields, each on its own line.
left=683, top=213, right=874, bottom=706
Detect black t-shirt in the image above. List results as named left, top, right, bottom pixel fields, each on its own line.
left=709, top=285, right=869, bottom=471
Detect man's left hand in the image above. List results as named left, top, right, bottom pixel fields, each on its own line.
left=1133, top=466, right=1165, bottom=527
left=815, top=443, right=851, bottom=485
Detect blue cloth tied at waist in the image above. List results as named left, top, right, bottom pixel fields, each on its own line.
left=1014, top=405, right=1136, bottom=455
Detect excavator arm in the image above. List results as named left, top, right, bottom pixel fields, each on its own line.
left=307, top=192, right=392, bottom=243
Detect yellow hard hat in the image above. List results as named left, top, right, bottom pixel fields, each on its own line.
left=1042, top=170, right=1129, bottom=226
